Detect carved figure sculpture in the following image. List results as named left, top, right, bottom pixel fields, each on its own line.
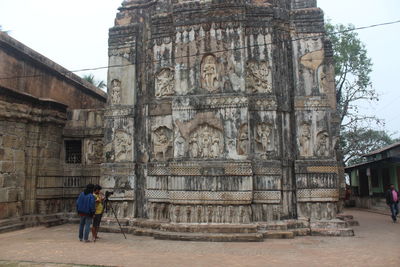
left=87, top=139, right=103, bottom=164
left=246, top=61, right=271, bottom=93
left=316, top=130, right=329, bottom=157
left=201, top=55, right=219, bottom=92
left=110, top=79, right=121, bottom=105
left=299, top=123, right=311, bottom=157
left=189, top=133, right=200, bottom=158
left=114, top=130, right=132, bottom=162
left=153, top=126, right=172, bottom=161
left=237, top=124, right=249, bottom=155
left=300, top=50, right=324, bottom=93
left=189, top=124, right=222, bottom=158
left=255, top=123, right=272, bottom=152
left=155, top=68, right=175, bottom=97
left=211, top=136, right=220, bottom=158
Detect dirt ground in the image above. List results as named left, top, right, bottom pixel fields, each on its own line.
left=0, top=209, right=399, bottom=267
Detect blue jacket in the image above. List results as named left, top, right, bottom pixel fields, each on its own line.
left=76, top=192, right=95, bottom=216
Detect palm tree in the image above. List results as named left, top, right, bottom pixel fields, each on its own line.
left=82, top=74, right=106, bottom=89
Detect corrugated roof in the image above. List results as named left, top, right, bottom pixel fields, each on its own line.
left=363, top=141, right=400, bottom=157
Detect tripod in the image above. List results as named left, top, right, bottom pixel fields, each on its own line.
left=104, top=196, right=127, bottom=239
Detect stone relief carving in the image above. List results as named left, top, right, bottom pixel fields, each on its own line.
left=255, top=123, right=273, bottom=152
left=155, top=68, right=175, bottom=97
left=176, top=112, right=224, bottom=158
left=175, top=136, right=186, bottom=158
left=152, top=126, right=173, bottom=161
left=299, top=123, right=311, bottom=157
left=189, top=124, right=222, bottom=158
left=110, top=79, right=121, bottom=105
left=246, top=61, right=271, bottom=93
left=316, top=130, right=329, bottom=157
left=86, top=139, right=103, bottom=164
left=114, top=130, right=133, bottom=162
left=201, top=54, right=219, bottom=92
left=237, top=124, right=249, bottom=155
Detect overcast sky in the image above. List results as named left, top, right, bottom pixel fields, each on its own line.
left=0, top=0, right=399, bottom=137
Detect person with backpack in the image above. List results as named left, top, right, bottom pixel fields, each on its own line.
left=76, top=183, right=95, bottom=242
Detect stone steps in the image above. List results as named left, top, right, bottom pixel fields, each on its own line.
left=159, top=223, right=258, bottom=234
left=310, top=219, right=348, bottom=229
left=263, top=231, right=294, bottom=239
left=0, top=218, right=22, bottom=228
left=292, top=228, right=311, bottom=236
left=99, top=218, right=355, bottom=241
left=311, top=228, right=354, bottom=237
left=153, top=231, right=264, bottom=242
left=0, top=223, right=25, bottom=234
left=336, top=214, right=360, bottom=227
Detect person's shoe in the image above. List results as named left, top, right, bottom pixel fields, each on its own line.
left=84, top=240, right=92, bottom=242
left=79, top=239, right=83, bottom=242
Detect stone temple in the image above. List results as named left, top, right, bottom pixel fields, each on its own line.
left=101, top=0, right=349, bottom=239
left=0, top=0, right=353, bottom=240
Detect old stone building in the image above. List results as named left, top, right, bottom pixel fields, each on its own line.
left=1, top=0, right=353, bottom=240
left=0, top=31, right=106, bottom=228
left=100, top=0, right=350, bottom=240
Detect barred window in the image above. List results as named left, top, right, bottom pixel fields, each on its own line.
left=65, top=140, right=82, bottom=164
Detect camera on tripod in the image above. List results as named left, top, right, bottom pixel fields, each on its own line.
left=105, top=191, right=113, bottom=200
left=102, top=190, right=126, bottom=239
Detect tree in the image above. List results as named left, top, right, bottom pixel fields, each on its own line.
left=341, top=127, right=398, bottom=165
left=325, top=23, right=378, bottom=130
left=325, top=23, right=385, bottom=164
left=82, top=74, right=106, bottom=89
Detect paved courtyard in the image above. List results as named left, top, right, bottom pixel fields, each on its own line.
left=0, top=209, right=399, bottom=267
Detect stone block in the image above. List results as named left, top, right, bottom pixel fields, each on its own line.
left=2, top=135, right=18, bottom=149
left=7, top=188, right=19, bottom=202
left=0, top=188, right=8, bottom=202
left=13, top=150, right=25, bottom=162
left=3, top=173, right=16, bottom=187
left=0, top=148, right=14, bottom=161
left=0, top=203, right=8, bottom=219
left=263, top=231, right=294, bottom=239
left=1, top=161, right=15, bottom=173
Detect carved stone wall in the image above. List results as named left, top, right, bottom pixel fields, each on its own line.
left=105, top=0, right=340, bottom=223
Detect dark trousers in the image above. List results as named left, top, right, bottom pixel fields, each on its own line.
left=389, top=203, right=399, bottom=222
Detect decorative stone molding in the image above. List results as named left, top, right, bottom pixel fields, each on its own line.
left=253, top=191, right=281, bottom=204
left=307, top=166, right=338, bottom=174
left=147, top=162, right=253, bottom=176
left=297, top=189, right=339, bottom=202
left=169, top=191, right=253, bottom=204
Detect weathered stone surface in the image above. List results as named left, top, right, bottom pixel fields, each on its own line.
left=100, top=0, right=343, bottom=231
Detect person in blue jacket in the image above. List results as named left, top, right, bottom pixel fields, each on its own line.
left=76, top=183, right=95, bottom=242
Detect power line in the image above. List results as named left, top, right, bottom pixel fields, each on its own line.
left=0, top=19, right=399, bottom=81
